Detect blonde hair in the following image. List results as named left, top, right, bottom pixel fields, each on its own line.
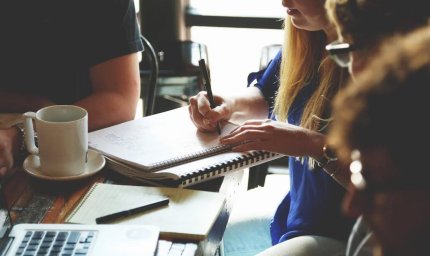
left=275, top=19, right=345, bottom=128
left=274, top=19, right=347, bottom=167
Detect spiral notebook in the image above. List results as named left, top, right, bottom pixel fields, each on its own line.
left=88, top=107, right=283, bottom=187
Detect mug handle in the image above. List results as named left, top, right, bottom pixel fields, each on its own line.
left=23, top=112, right=39, bottom=155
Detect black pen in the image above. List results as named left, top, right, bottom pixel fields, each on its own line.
left=198, top=59, right=221, bottom=135
left=95, top=198, right=169, bottom=224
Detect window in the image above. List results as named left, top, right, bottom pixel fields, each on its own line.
left=189, top=0, right=284, bottom=18
left=189, top=0, right=284, bottom=92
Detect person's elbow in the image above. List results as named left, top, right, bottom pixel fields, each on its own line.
left=118, top=78, right=141, bottom=122
left=88, top=52, right=142, bottom=127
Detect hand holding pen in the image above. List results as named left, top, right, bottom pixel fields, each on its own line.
left=198, top=59, right=222, bottom=135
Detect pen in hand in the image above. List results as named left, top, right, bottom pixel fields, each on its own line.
left=95, top=198, right=169, bottom=224
left=198, top=59, right=222, bottom=135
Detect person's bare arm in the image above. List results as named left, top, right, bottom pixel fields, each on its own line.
left=226, top=87, right=270, bottom=123
left=0, top=52, right=140, bottom=131
left=0, top=52, right=140, bottom=176
left=219, top=111, right=351, bottom=190
left=75, top=52, right=141, bottom=131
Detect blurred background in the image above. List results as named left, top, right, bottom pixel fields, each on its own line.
left=138, top=0, right=284, bottom=114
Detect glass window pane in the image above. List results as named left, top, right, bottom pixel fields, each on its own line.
left=191, top=27, right=283, bottom=93
left=189, top=0, right=284, bottom=18
left=189, top=0, right=285, bottom=92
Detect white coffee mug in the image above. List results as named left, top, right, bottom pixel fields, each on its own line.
left=23, top=105, right=88, bottom=177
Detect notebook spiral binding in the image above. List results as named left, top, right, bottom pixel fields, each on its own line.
left=180, top=151, right=280, bottom=186
left=103, top=149, right=282, bottom=187
left=150, top=144, right=232, bottom=171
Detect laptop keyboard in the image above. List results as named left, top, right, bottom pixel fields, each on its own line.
left=15, top=230, right=96, bottom=256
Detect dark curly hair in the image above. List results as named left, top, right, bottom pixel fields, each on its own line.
left=328, top=26, right=430, bottom=174
left=326, top=0, right=430, bottom=49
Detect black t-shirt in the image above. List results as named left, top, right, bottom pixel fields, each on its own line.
left=0, top=0, right=143, bottom=104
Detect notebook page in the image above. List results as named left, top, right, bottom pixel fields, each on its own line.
left=66, top=183, right=167, bottom=224
left=66, top=183, right=226, bottom=240
left=88, top=107, right=238, bottom=171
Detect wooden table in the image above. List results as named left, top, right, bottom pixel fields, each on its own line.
left=2, top=166, right=245, bottom=256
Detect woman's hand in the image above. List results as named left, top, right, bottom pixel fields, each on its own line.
left=188, top=91, right=233, bottom=132
left=220, top=119, right=325, bottom=158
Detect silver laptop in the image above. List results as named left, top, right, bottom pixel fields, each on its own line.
left=0, top=182, right=160, bottom=256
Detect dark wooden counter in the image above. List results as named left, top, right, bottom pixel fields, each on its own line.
left=2, top=166, right=244, bottom=256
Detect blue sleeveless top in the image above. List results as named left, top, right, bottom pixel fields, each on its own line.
left=250, top=51, right=354, bottom=244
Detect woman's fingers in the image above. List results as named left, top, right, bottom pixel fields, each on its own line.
left=231, top=140, right=265, bottom=152
left=221, top=128, right=270, bottom=144
left=223, top=121, right=274, bottom=139
left=189, top=93, right=216, bottom=132
left=189, top=92, right=231, bottom=133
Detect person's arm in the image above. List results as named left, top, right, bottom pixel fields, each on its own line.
left=0, top=93, right=53, bottom=177
left=219, top=117, right=351, bottom=189
left=75, top=52, right=140, bottom=131
left=307, top=135, right=351, bottom=189
left=74, top=0, right=141, bottom=131
left=223, top=87, right=269, bottom=122
left=294, top=130, right=350, bottom=189
left=0, top=51, right=140, bottom=176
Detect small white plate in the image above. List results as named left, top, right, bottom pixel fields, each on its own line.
left=23, top=149, right=105, bottom=181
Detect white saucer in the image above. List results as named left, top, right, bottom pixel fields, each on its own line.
left=23, top=149, right=106, bottom=181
